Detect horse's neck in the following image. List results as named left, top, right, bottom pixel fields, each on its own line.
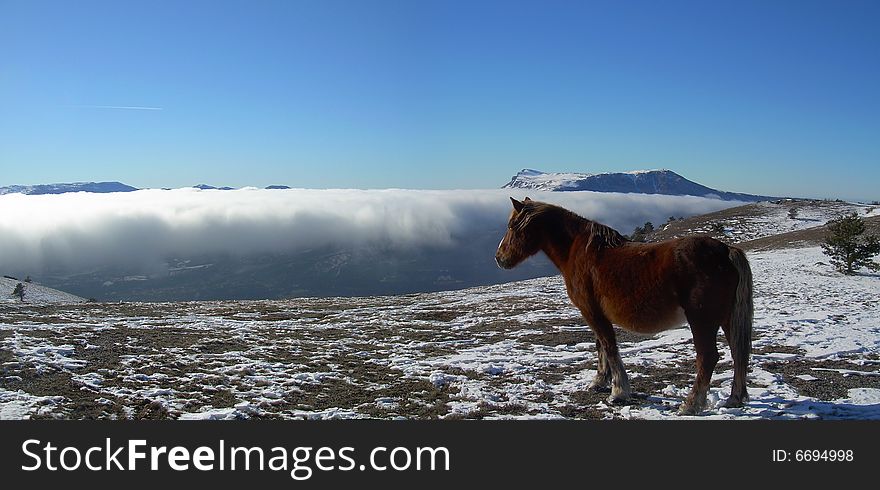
left=540, top=214, right=590, bottom=272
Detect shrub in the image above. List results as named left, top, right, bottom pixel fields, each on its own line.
left=629, top=221, right=654, bottom=242
left=12, top=283, right=25, bottom=301
left=821, top=212, right=880, bottom=275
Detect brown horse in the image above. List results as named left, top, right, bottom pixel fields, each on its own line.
left=495, top=197, right=753, bottom=415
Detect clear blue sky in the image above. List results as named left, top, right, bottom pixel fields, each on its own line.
left=1, top=0, right=878, bottom=199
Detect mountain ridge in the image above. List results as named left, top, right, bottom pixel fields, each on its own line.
left=0, top=181, right=137, bottom=195
left=0, top=182, right=298, bottom=194
left=503, top=168, right=777, bottom=202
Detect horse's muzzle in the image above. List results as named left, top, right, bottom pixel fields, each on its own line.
left=495, top=255, right=511, bottom=269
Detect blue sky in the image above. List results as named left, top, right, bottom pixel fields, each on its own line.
left=1, top=0, right=878, bottom=199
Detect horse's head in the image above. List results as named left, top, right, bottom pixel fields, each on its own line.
left=495, top=197, right=543, bottom=269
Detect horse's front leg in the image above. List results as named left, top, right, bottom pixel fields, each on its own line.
left=588, top=339, right=611, bottom=392
left=590, top=318, right=630, bottom=404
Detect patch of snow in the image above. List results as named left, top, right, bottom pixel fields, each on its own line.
left=0, top=389, right=64, bottom=419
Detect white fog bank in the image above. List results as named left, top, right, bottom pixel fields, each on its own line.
left=0, top=188, right=742, bottom=272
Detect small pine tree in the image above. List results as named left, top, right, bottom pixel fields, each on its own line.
left=629, top=221, right=654, bottom=242
left=12, top=283, right=25, bottom=301
left=788, top=207, right=798, bottom=220
left=24, top=275, right=32, bottom=283
left=629, top=225, right=645, bottom=242
left=821, top=212, right=880, bottom=275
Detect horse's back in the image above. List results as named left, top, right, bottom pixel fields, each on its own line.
left=672, top=235, right=733, bottom=263
left=579, top=239, right=684, bottom=333
left=669, top=235, right=739, bottom=285
left=578, top=235, right=738, bottom=332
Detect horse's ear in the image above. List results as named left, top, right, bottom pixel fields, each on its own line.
left=510, top=197, right=525, bottom=212
left=524, top=196, right=531, bottom=202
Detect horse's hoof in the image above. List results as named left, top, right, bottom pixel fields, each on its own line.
left=723, top=397, right=744, bottom=409
left=606, top=394, right=630, bottom=405
left=588, top=383, right=611, bottom=393
left=677, top=404, right=698, bottom=416
left=678, top=401, right=707, bottom=415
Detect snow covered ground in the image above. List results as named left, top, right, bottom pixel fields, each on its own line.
left=0, top=246, right=877, bottom=420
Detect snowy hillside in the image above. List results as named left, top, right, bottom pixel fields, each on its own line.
left=0, top=277, right=86, bottom=304
left=652, top=199, right=879, bottom=245
left=503, top=168, right=775, bottom=202
left=1, top=244, right=877, bottom=420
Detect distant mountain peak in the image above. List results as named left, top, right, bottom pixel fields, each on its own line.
left=503, top=168, right=774, bottom=202
left=517, top=168, right=545, bottom=177
left=0, top=181, right=138, bottom=196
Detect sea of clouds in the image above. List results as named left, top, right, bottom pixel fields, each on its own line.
left=0, top=188, right=741, bottom=273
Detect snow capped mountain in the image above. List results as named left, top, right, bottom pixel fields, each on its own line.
left=0, top=181, right=137, bottom=195
left=503, top=169, right=776, bottom=202
left=0, top=182, right=268, bottom=194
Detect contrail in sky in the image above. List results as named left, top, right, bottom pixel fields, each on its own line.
left=70, top=105, right=164, bottom=111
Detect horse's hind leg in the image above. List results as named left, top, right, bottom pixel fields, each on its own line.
left=588, top=339, right=612, bottom=392
left=679, top=323, right=720, bottom=415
